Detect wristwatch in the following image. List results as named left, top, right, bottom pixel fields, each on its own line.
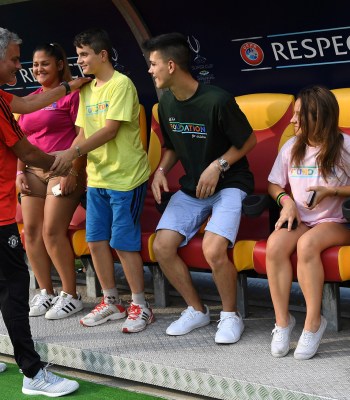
left=60, top=81, right=71, bottom=95
left=217, top=158, right=230, bottom=172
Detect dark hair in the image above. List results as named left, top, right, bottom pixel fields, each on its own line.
left=73, top=28, right=113, bottom=63
left=142, top=32, right=191, bottom=71
left=33, top=43, right=72, bottom=82
left=291, top=85, right=344, bottom=181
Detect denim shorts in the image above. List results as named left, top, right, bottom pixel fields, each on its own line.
left=86, top=182, right=147, bottom=251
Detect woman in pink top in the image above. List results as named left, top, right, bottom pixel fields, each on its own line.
left=17, top=43, right=86, bottom=319
left=267, top=85, right=350, bottom=360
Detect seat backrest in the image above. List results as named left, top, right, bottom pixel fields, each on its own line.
left=141, top=103, right=185, bottom=232
left=235, top=93, right=295, bottom=194
left=147, top=103, right=162, bottom=175
left=69, top=204, right=86, bottom=229
left=331, top=88, right=350, bottom=134
left=139, top=104, right=148, bottom=152
left=235, top=93, right=295, bottom=240
left=147, top=103, right=185, bottom=187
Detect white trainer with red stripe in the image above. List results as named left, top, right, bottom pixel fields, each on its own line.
left=122, top=302, right=155, bottom=333
left=80, top=300, right=126, bottom=327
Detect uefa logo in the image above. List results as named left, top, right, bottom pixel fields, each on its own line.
left=240, top=42, right=264, bottom=66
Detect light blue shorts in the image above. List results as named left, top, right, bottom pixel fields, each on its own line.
left=86, top=182, right=147, bottom=251
left=156, top=188, right=246, bottom=247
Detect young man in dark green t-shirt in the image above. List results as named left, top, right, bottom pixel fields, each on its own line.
left=143, top=32, right=256, bottom=344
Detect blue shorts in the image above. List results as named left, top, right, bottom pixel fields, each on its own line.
left=156, top=188, right=246, bottom=247
left=86, top=182, right=147, bottom=251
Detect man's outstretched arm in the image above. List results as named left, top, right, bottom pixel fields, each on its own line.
left=10, top=77, right=91, bottom=114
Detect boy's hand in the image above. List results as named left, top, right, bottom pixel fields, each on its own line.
left=196, top=162, right=220, bottom=199
left=151, top=169, right=169, bottom=204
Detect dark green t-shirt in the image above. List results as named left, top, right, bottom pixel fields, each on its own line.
left=158, top=84, right=254, bottom=197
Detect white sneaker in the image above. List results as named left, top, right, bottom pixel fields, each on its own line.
left=0, top=362, right=6, bottom=372
left=80, top=300, right=126, bottom=327
left=45, top=291, right=83, bottom=320
left=29, top=289, right=56, bottom=317
left=294, top=316, right=327, bottom=360
left=166, top=305, right=210, bottom=336
left=215, top=311, right=245, bottom=344
left=122, top=302, right=155, bottom=333
left=22, top=365, right=79, bottom=397
left=271, top=314, right=296, bottom=357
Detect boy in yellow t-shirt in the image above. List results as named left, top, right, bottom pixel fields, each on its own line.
left=59, top=28, right=153, bottom=333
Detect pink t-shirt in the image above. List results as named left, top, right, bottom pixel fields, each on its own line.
left=18, top=89, right=79, bottom=153
left=268, top=134, right=350, bottom=227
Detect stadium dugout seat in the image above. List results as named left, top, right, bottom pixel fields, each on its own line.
left=233, top=88, right=350, bottom=331
left=144, top=94, right=295, bottom=313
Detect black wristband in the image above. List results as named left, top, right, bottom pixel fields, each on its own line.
left=60, top=81, right=71, bottom=95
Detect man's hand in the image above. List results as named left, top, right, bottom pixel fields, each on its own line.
left=50, top=148, right=76, bottom=176
left=11, top=77, right=92, bottom=115
left=16, top=173, right=31, bottom=195
left=68, top=77, right=92, bottom=92
left=196, top=162, right=221, bottom=199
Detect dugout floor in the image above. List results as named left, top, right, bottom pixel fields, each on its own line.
left=1, top=268, right=350, bottom=400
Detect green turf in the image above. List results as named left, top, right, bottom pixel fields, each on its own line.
left=0, top=363, right=164, bottom=399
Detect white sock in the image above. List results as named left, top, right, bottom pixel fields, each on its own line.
left=132, top=292, right=146, bottom=306
left=220, top=311, right=238, bottom=317
left=102, top=288, right=119, bottom=304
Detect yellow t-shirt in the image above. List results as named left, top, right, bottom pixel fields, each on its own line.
left=76, top=71, right=150, bottom=190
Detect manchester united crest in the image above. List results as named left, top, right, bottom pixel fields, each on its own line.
left=8, top=235, right=19, bottom=248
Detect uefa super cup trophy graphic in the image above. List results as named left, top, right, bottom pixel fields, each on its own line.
left=187, top=35, right=207, bottom=64
left=186, top=34, right=215, bottom=84
left=112, top=47, right=126, bottom=73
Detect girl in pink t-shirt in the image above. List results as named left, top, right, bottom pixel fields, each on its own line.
left=16, top=43, right=86, bottom=320
left=267, top=86, right=350, bottom=361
